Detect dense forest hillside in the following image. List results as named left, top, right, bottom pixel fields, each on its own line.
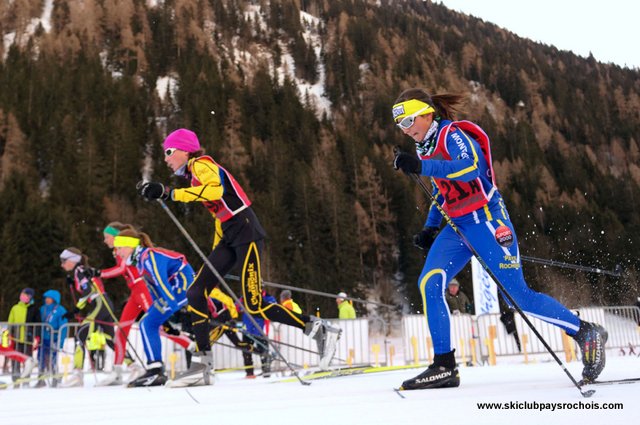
left=1, top=0, right=639, bottom=319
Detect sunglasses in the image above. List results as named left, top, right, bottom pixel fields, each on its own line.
left=164, top=148, right=178, bottom=157
left=396, top=106, right=432, bottom=130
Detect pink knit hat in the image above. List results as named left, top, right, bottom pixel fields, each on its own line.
left=162, top=128, right=201, bottom=152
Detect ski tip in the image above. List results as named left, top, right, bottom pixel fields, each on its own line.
left=393, top=387, right=406, bottom=398
left=581, top=389, right=596, bottom=398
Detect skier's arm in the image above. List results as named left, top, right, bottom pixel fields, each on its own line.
left=74, top=267, right=95, bottom=310
left=100, top=258, right=126, bottom=280
left=172, top=159, right=224, bottom=202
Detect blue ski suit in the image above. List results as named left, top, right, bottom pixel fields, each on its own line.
left=134, top=247, right=194, bottom=363
left=415, top=119, right=580, bottom=354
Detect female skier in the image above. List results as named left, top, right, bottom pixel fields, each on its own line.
left=96, top=222, right=194, bottom=386
left=391, top=88, right=607, bottom=390
left=138, top=128, right=339, bottom=386
left=112, top=228, right=194, bottom=387
left=59, top=247, right=116, bottom=387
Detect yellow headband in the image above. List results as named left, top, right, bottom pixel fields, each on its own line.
left=113, top=235, right=140, bottom=248
left=392, top=99, right=435, bottom=122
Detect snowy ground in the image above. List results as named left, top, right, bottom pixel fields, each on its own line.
left=1, top=355, right=638, bottom=424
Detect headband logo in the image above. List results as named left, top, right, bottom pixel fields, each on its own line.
left=392, top=105, right=406, bottom=120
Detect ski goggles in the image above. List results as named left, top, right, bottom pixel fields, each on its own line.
left=113, top=235, right=141, bottom=248
left=392, top=99, right=435, bottom=130
left=164, top=147, right=178, bottom=157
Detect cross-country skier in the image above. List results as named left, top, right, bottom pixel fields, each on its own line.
left=95, top=222, right=194, bottom=386
left=391, top=88, right=607, bottom=390
left=137, top=128, right=340, bottom=386
left=59, top=247, right=117, bottom=388
left=112, top=229, right=194, bottom=387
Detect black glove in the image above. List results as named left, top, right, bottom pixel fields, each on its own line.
left=79, top=268, right=100, bottom=280
left=413, top=227, right=439, bottom=251
left=138, top=181, right=171, bottom=201
left=63, top=307, right=80, bottom=320
left=393, top=152, right=421, bottom=175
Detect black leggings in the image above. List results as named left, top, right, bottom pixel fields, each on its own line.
left=76, top=301, right=116, bottom=367
left=187, top=239, right=311, bottom=351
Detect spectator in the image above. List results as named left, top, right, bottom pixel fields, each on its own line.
left=7, top=288, right=40, bottom=383
left=336, top=292, right=356, bottom=319
left=444, top=279, right=472, bottom=315
left=279, top=290, right=302, bottom=314
left=35, top=289, right=68, bottom=388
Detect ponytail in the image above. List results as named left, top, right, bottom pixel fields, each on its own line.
left=395, top=88, right=466, bottom=121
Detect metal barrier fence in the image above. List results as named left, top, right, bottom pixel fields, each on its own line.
left=270, top=318, right=370, bottom=369
left=0, top=322, right=56, bottom=387
left=3, top=305, right=638, bottom=386
left=207, top=318, right=371, bottom=372
left=401, top=314, right=475, bottom=364
left=401, top=306, right=640, bottom=365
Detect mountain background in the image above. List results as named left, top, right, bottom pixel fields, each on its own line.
left=1, top=0, right=639, bottom=322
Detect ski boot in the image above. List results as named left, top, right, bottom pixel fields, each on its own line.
left=33, top=375, right=47, bottom=388
left=318, top=321, right=341, bottom=370
left=96, top=365, right=123, bottom=386
left=399, top=350, right=460, bottom=390
left=60, top=370, right=84, bottom=388
left=20, top=357, right=36, bottom=379
left=126, top=363, right=146, bottom=384
left=304, top=318, right=341, bottom=370
left=127, top=362, right=167, bottom=387
left=573, top=320, right=608, bottom=383
left=261, top=355, right=272, bottom=378
left=165, top=350, right=213, bottom=388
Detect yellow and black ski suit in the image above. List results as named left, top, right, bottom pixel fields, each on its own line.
left=173, top=155, right=312, bottom=351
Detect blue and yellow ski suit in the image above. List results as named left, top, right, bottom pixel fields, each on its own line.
left=415, top=119, right=580, bottom=354
left=134, top=247, right=194, bottom=363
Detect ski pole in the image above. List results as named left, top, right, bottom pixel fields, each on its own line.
left=156, top=199, right=311, bottom=386
left=521, top=256, right=622, bottom=277
left=395, top=147, right=594, bottom=398
left=225, top=275, right=397, bottom=310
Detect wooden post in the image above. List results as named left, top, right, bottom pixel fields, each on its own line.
left=372, top=344, right=381, bottom=367
left=561, top=331, right=573, bottom=362
left=347, top=349, right=355, bottom=367
left=486, top=325, right=497, bottom=366
left=459, top=338, right=467, bottom=366
left=61, top=355, right=71, bottom=380
left=169, top=352, right=178, bottom=380
left=522, top=334, right=529, bottom=364
left=411, top=336, right=419, bottom=365
left=426, top=337, right=433, bottom=363
left=389, top=345, right=395, bottom=367
left=470, top=338, right=477, bottom=365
